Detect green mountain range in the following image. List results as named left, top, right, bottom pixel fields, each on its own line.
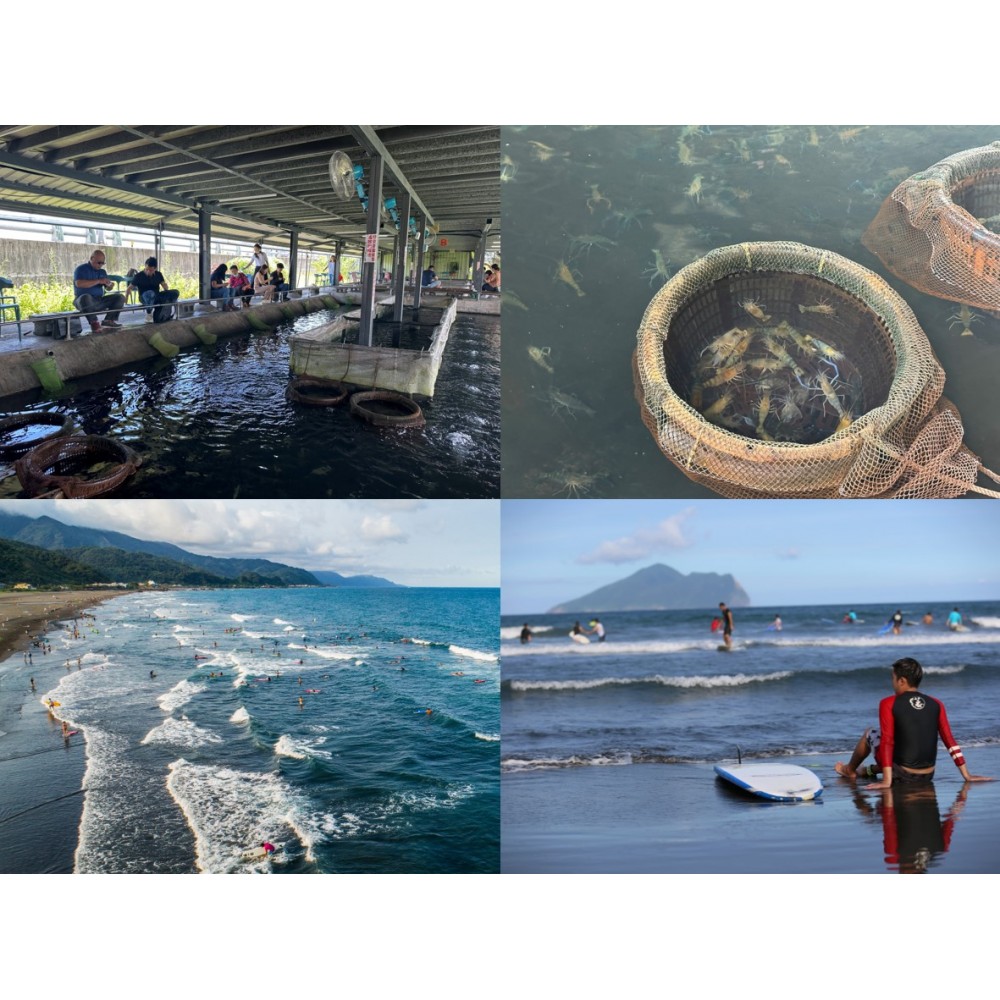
left=547, top=563, right=751, bottom=613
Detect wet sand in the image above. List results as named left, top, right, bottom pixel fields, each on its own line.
left=0, top=591, right=123, bottom=873
left=0, top=591, right=122, bottom=660
left=502, top=747, right=1000, bottom=873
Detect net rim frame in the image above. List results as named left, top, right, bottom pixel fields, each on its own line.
left=635, top=240, right=945, bottom=470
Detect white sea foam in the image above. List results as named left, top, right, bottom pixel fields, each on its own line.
left=230, top=707, right=250, bottom=724
left=507, top=671, right=792, bottom=692
left=231, top=614, right=255, bottom=622
left=502, top=753, right=633, bottom=772
left=474, top=732, right=500, bottom=741
left=275, top=734, right=333, bottom=761
left=449, top=644, right=498, bottom=663
left=166, top=759, right=324, bottom=873
left=970, top=616, right=1000, bottom=629
left=447, top=431, right=475, bottom=450
left=501, top=631, right=1000, bottom=656
left=141, top=717, right=222, bottom=749
left=274, top=618, right=295, bottom=626
left=158, top=679, right=207, bottom=713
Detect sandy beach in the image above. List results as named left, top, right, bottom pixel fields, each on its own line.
left=0, top=591, right=123, bottom=660
left=502, top=746, right=1000, bottom=874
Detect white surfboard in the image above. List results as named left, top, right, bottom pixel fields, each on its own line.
left=714, top=762, right=823, bottom=802
left=569, top=632, right=590, bottom=644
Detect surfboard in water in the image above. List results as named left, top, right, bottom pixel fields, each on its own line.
left=714, top=762, right=823, bottom=802
left=569, top=632, right=590, bottom=645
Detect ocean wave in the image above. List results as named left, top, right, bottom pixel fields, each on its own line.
left=970, top=616, right=1000, bottom=629
left=449, top=644, right=499, bottom=663
left=474, top=732, right=500, bottom=741
left=273, top=618, right=295, bottom=626
left=231, top=614, right=254, bottom=622
left=274, top=734, right=332, bottom=761
left=141, top=717, right=222, bottom=749
left=230, top=707, right=250, bottom=725
left=502, top=752, right=633, bottom=772
left=158, top=680, right=206, bottom=713
left=166, top=759, right=323, bottom=873
left=501, top=631, right=1000, bottom=656
left=505, top=671, right=792, bottom=693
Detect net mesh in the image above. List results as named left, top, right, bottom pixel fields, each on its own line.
left=862, top=141, right=1000, bottom=310
left=15, top=435, right=141, bottom=498
left=633, top=241, right=1000, bottom=498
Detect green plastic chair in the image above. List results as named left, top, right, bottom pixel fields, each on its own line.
left=0, top=276, right=22, bottom=342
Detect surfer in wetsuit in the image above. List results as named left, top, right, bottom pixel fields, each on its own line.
left=890, top=610, right=904, bottom=635
left=520, top=624, right=533, bottom=644
left=719, top=602, right=734, bottom=649
left=834, top=657, right=992, bottom=787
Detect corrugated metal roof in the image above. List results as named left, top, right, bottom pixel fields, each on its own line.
left=0, top=125, right=500, bottom=251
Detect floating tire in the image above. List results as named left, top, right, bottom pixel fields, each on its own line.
left=285, top=376, right=350, bottom=407
left=0, top=412, right=74, bottom=460
left=15, top=434, right=141, bottom=498
left=349, top=390, right=425, bottom=428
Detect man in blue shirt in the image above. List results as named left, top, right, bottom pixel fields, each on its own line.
left=421, top=266, right=440, bottom=289
left=125, top=257, right=179, bottom=323
left=73, top=249, right=126, bottom=333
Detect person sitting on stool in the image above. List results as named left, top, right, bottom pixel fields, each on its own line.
left=73, top=249, right=126, bottom=334
left=126, top=257, right=179, bottom=323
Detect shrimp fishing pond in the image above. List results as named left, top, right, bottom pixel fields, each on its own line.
left=501, top=125, right=1000, bottom=499
left=0, top=308, right=500, bottom=499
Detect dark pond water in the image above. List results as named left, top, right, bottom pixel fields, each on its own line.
left=500, top=125, right=1000, bottom=498
left=1, top=309, right=500, bottom=499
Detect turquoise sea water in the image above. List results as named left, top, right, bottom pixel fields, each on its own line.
left=1, top=586, right=499, bottom=873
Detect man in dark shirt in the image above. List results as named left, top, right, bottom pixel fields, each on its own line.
left=73, top=248, right=126, bottom=333
left=422, top=266, right=440, bottom=289
left=126, top=257, right=179, bottom=323
left=835, top=657, right=991, bottom=787
left=718, top=602, right=734, bottom=649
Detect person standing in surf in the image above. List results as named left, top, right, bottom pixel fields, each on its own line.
left=835, top=657, right=991, bottom=787
left=719, top=602, right=734, bottom=649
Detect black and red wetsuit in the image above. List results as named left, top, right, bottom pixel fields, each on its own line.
left=876, top=691, right=966, bottom=774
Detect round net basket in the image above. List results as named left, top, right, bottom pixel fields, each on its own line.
left=15, top=434, right=141, bottom=498
left=0, top=412, right=74, bottom=460
left=349, top=390, right=425, bottom=428
left=633, top=241, right=1000, bottom=498
left=862, top=141, right=1000, bottom=310
left=285, top=376, right=349, bottom=407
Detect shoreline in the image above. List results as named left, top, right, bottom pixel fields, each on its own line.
left=0, top=590, right=129, bottom=661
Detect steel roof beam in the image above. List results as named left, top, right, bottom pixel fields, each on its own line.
left=348, top=126, right=435, bottom=227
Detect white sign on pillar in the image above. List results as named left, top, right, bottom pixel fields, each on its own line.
left=365, top=234, right=378, bottom=263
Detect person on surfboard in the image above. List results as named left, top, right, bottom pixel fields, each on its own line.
left=718, top=603, right=734, bottom=649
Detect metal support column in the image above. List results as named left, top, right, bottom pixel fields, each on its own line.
left=413, top=214, right=426, bottom=310
left=472, top=229, right=488, bottom=299
left=288, top=227, right=299, bottom=289
left=359, top=153, right=384, bottom=347
left=391, top=190, right=411, bottom=323
left=333, top=241, right=343, bottom=287
left=155, top=221, right=164, bottom=265
left=197, top=203, right=212, bottom=301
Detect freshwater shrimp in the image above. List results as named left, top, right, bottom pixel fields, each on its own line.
left=677, top=139, right=695, bottom=166
left=554, top=261, right=586, bottom=297
left=586, top=185, right=612, bottom=213
left=702, top=392, right=734, bottom=420
left=807, top=336, right=845, bottom=362
left=702, top=362, right=745, bottom=388
left=500, top=153, right=518, bottom=183
left=528, top=140, right=564, bottom=163
left=686, top=175, right=704, bottom=204
left=703, top=327, right=752, bottom=365
left=817, top=372, right=846, bottom=417
left=739, top=297, right=771, bottom=323
left=806, top=127, right=821, bottom=148
left=643, top=249, right=672, bottom=286
left=798, top=299, right=837, bottom=316
left=948, top=303, right=980, bottom=336
left=527, top=345, right=554, bottom=374
left=838, top=126, right=869, bottom=144
left=755, top=388, right=772, bottom=435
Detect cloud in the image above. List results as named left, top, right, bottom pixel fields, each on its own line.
left=360, top=514, right=407, bottom=543
left=577, top=509, right=695, bottom=564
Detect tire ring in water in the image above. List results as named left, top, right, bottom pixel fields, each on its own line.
left=349, top=390, right=425, bottom=428
left=0, top=412, right=74, bottom=460
left=285, top=376, right=350, bottom=407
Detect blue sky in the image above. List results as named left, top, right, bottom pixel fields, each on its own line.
left=501, top=500, right=1000, bottom=614
left=1, top=500, right=499, bottom=588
